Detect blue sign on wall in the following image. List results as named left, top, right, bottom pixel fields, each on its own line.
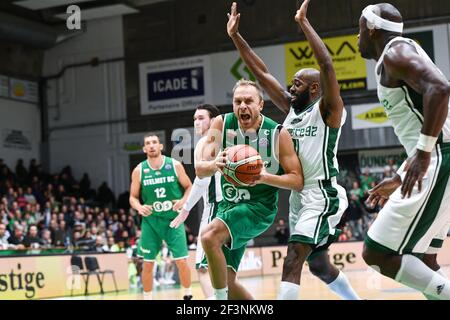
left=147, top=67, right=204, bottom=101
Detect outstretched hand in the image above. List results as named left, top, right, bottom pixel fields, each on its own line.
left=366, top=174, right=402, bottom=209
left=170, top=207, right=189, bottom=229
left=227, top=2, right=241, bottom=37
left=295, top=0, right=311, bottom=23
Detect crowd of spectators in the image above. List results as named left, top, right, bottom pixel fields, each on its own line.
left=0, top=155, right=412, bottom=253
left=0, top=158, right=138, bottom=253
left=268, top=159, right=404, bottom=245
left=336, top=159, right=401, bottom=242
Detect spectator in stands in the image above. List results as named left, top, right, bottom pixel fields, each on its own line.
left=338, top=225, right=353, bottom=242
left=97, top=182, right=116, bottom=208
left=15, top=159, right=28, bottom=185
left=117, top=191, right=131, bottom=211
left=16, top=188, right=27, bottom=209
left=23, top=187, right=36, bottom=205
left=94, top=235, right=105, bottom=252
left=349, top=181, right=364, bottom=205
left=274, top=218, right=290, bottom=245
left=346, top=194, right=366, bottom=240
left=72, top=231, right=82, bottom=247
left=23, top=225, right=42, bottom=248
left=359, top=168, right=375, bottom=194
left=0, top=223, right=10, bottom=249
left=89, top=226, right=98, bottom=240
left=28, top=158, right=39, bottom=178
left=79, top=173, right=91, bottom=198
left=57, top=220, right=69, bottom=247
left=0, top=166, right=14, bottom=186
left=8, top=225, right=25, bottom=249
left=40, top=229, right=53, bottom=249
left=103, top=236, right=119, bottom=252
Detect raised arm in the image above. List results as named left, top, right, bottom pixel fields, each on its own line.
left=227, top=2, right=291, bottom=113
left=195, top=116, right=226, bottom=178
left=295, top=0, right=344, bottom=128
left=383, top=42, right=450, bottom=197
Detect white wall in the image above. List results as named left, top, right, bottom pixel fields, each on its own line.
left=0, top=99, right=41, bottom=169
left=43, top=16, right=129, bottom=195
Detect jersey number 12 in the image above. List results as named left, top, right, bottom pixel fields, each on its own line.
left=154, top=187, right=166, bottom=198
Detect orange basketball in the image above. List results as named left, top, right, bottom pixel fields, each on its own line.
left=222, top=144, right=263, bottom=186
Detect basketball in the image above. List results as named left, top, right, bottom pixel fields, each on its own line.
left=222, top=144, right=264, bottom=186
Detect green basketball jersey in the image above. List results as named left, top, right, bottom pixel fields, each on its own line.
left=140, top=156, right=183, bottom=219
left=221, top=113, right=283, bottom=210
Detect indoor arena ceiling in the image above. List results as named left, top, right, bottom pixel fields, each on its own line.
left=0, top=0, right=173, bottom=25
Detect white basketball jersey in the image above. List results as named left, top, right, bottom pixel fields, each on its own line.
left=375, top=36, right=450, bottom=157
left=283, top=98, right=346, bottom=187
left=194, top=136, right=223, bottom=206
left=204, top=171, right=222, bottom=206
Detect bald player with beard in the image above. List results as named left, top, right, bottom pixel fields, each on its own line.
left=227, top=0, right=360, bottom=300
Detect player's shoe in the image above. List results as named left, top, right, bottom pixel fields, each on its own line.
left=183, top=295, right=193, bottom=300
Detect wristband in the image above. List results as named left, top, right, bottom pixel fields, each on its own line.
left=416, top=134, right=437, bottom=152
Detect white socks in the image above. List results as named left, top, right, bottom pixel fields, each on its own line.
left=143, top=291, right=153, bottom=300
left=277, top=281, right=300, bottom=300
left=184, top=287, right=192, bottom=296
left=214, top=287, right=228, bottom=300
left=395, top=254, right=450, bottom=299
left=327, top=271, right=361, bottom=300
left=424, top=268, right=448, bottom=300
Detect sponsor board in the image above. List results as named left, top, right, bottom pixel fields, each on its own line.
left=0, top=253, right=129, bottom=299
left=285, top=34, right=366, bottom=91
left=139, top=55, right=212, bottom=115
left=9, top=78, right=39, bottom=103
left=351, top=103, right=392, bottom=130
left=119, top=131, right=166, bottom=154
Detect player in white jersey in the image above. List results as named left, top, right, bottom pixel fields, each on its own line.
left=170, top=104, right=222, bottom=299
left=227, top=0, right=360, bottom=300
left=358, top=3, right=450, bottom=299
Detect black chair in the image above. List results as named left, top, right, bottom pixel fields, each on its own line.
left=84, top=256, right=119, bottom=294
left=70, top=255, right=90, bottom=296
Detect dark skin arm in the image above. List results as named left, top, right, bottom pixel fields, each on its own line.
left=295, top=0, right=344, bottom=129
left=383, top=42, right=450, bottom=198
left=227, top=2, right=291, bottom=113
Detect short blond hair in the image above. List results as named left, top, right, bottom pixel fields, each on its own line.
left=232, top=79, right=263, bottom=101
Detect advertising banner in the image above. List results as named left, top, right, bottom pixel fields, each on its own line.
left=358, top=148, right=406, bottom=174
left=351, top=103, right=392, bottom=130
left=285, top=34, right=366, bottom=91
left=119, top=131, right=166, bottom=154
left=9, top=78, right=39, bottom=103
left=210, top=45, right=285, bottom=105
left=0, top=253, right=129, bottom=300
left=139, top=55, right=212, bottom=115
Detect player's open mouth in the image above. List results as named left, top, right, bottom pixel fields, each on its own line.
left=240, top=114, right=251, bottom=121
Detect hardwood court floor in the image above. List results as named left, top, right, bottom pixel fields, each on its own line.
left=52, top=265, right=450, bottom=300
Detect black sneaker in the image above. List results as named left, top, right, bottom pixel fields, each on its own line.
left=183, top=295, right=193, bottom=300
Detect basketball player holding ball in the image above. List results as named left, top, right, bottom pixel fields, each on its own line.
left=227, top=0, right=360, bottom=300
left=196, top=79, right=303, bottom=300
